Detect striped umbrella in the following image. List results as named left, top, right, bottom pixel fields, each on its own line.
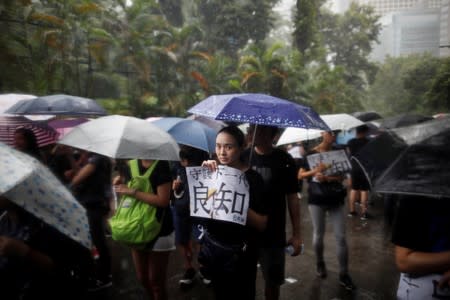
left=0, top=116, right=59, bottom=147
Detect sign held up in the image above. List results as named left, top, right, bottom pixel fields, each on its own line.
left=306, top=149, right=351, bottom=176
left=186, top=165, right=250, bottom=226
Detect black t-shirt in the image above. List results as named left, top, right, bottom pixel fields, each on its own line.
left=392, top=196, right=450, bottom=253
left=243, top=148, right=298, bottom=247
left=205, top=168, right=269, bottom=248
left=74, top=153, right=112, bottom=209
left=347, top=137, right=369, bottom=157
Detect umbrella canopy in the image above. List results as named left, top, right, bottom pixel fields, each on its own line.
left=48, top=117, right=90, bottom=139
left=58, top=115, right=180, bottom=160
left=374, top=128, right=450, bottom=199
left=151, top=117, right=217, bottom=153
left=353, top=117, right=450, bottom=192
left=352, top=132, right=407, bottom=186
left=186, top=114, right=227, bottom=131
left=320, top=113, right=365, bottom=131
left=390, top=117, right=450, bottom=146
left=276, top=128, right=323, bottom=146
left=379, top=113, right=433, bottom=129
left=5, top=94, right=108, bottom=116
left=0, top=142, right=92, bottom=248
left=351, top=111, right=382, bottom=122
left=187, top=93, right=330, bottom=130
left=0, top=115, right=59, bottom=147
left=276, top=114, right=364, bottom=146
left=0, top=93, right=37, bottom=113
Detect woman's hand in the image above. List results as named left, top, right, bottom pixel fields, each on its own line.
left=202, top=160, right=218, bottom=172
left=114, top=184, right=135, bottom=196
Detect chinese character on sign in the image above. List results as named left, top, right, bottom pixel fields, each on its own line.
left=186, top=165, right=250, bottom=225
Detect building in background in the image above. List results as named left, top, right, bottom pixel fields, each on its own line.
left=440, top=2, right=450, bottom=57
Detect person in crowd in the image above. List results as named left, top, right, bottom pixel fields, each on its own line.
left=113, top=158, right=175, bottom=300
left=69, top=150, right=113, bottom=291
left=244, top=124, right=302, bottom=300
left=47, top=145, right=79, bottom=185
left=346, top=124, right=371, bottom=220
left=392, top=195, right=450, bottom=299
left=171, top=145, right=209, bottom=287
left=298, top=130, right=356, bottom=291
left=13, top=127, right=43, bottom=161
left=0, top=195, right=93, bottom=300
left=201, top=125, right=269, bottom=300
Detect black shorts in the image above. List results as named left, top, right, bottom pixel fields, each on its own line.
left=351, top=167, right=370, bottom=191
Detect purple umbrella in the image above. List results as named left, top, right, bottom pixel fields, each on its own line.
left=187, top=93, right=329, bottom=130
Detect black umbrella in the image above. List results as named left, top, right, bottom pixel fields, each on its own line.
left=5, top=94, right=107, bottom=116
left=352, top=131, right=406, bottom=186
left=374, top=128, right=450, bottom=199
left=379, top=113, right=433, bottom=129
left=352, top=111, right=382, bottom=122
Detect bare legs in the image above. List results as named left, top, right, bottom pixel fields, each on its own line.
left=131, top=249, right=170, bottom=300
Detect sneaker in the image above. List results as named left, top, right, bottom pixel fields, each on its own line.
left=316, top=262, right=327, bottom=278
left=361, top=212, right=371, bottom=220
left=347, top=211, right=357, bottom=217
left=339, top=274, right=356, bottom=291
left=199, top=267, right=212, bottom=285
left=179, top=268, right=196, bottom=286
left=88, top=278, right=113, bottom=292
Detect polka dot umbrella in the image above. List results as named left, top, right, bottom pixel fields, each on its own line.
left=0, top=142, right=92, bottom=249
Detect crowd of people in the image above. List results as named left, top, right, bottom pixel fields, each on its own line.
left=1, top=121, right=449, bottom=300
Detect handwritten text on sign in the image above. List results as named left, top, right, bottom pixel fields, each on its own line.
left=186, top=165, right=249, bottom=225
left=306, top=149, right=352, bottom=176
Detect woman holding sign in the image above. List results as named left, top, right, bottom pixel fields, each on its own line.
left=200, top=125, right=268, bottom=300
left=298, top=130, right=356, bottom=291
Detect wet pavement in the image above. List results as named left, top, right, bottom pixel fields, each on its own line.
left=94, top=193, right=399, bottom=300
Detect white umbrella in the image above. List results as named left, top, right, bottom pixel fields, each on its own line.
left=320, top=113, right=365, bottom=131
left=276, top=128, right=323, bottom=146
left=58, top=115, right=180, bottom=161
left=276, top=114, right=365, bottom=146
left=0, top=142, right=92, bottom=249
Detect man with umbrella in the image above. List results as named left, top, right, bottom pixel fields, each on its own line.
left=245, top=124, right=303, bottom=300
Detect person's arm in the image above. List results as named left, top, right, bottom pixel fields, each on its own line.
left=395, top=246, right=450, bottom=275
left=246, top=209, right=267, bottom=232
left=0, top=236, right=55, bottom=272
left=114, top=182, right=171, bottom=207
left=70, top=162, right=96, bottom=188
left=286, top=192, right=302, bottom=256
left=439, top=269, right=450, bottom=288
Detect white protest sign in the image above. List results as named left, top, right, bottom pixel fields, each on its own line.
left=186, top=165, right=250, bottom=225
left=306, top=149, right=351, bottom=176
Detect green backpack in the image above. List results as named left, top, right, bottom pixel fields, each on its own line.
left=109, top=160, right=162, bottom=248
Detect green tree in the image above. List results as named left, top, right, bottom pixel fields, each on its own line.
left=196, top=0, right=276, bottom=55
left=426, top=57, right=450, bottom=113
left=237, top=42, right=288, bottom=97
left=319, top=3, right=381, bottom=90
left=292, top=0, right=325, bottom=62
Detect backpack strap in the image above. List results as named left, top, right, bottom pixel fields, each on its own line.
left=129, top=160, right=159, bottom=179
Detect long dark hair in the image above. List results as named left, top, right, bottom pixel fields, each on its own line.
left=217, top=126, right=245, bottom=148
left=217, top=126, right=246, bottom=163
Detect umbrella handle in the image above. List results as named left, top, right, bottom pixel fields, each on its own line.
left=248, top=124, right=258, bottom=167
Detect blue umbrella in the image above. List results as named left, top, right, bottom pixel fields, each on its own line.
left=187, top=93, right=329, bottom=130
left=151, top=117, right=217, bottom=153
